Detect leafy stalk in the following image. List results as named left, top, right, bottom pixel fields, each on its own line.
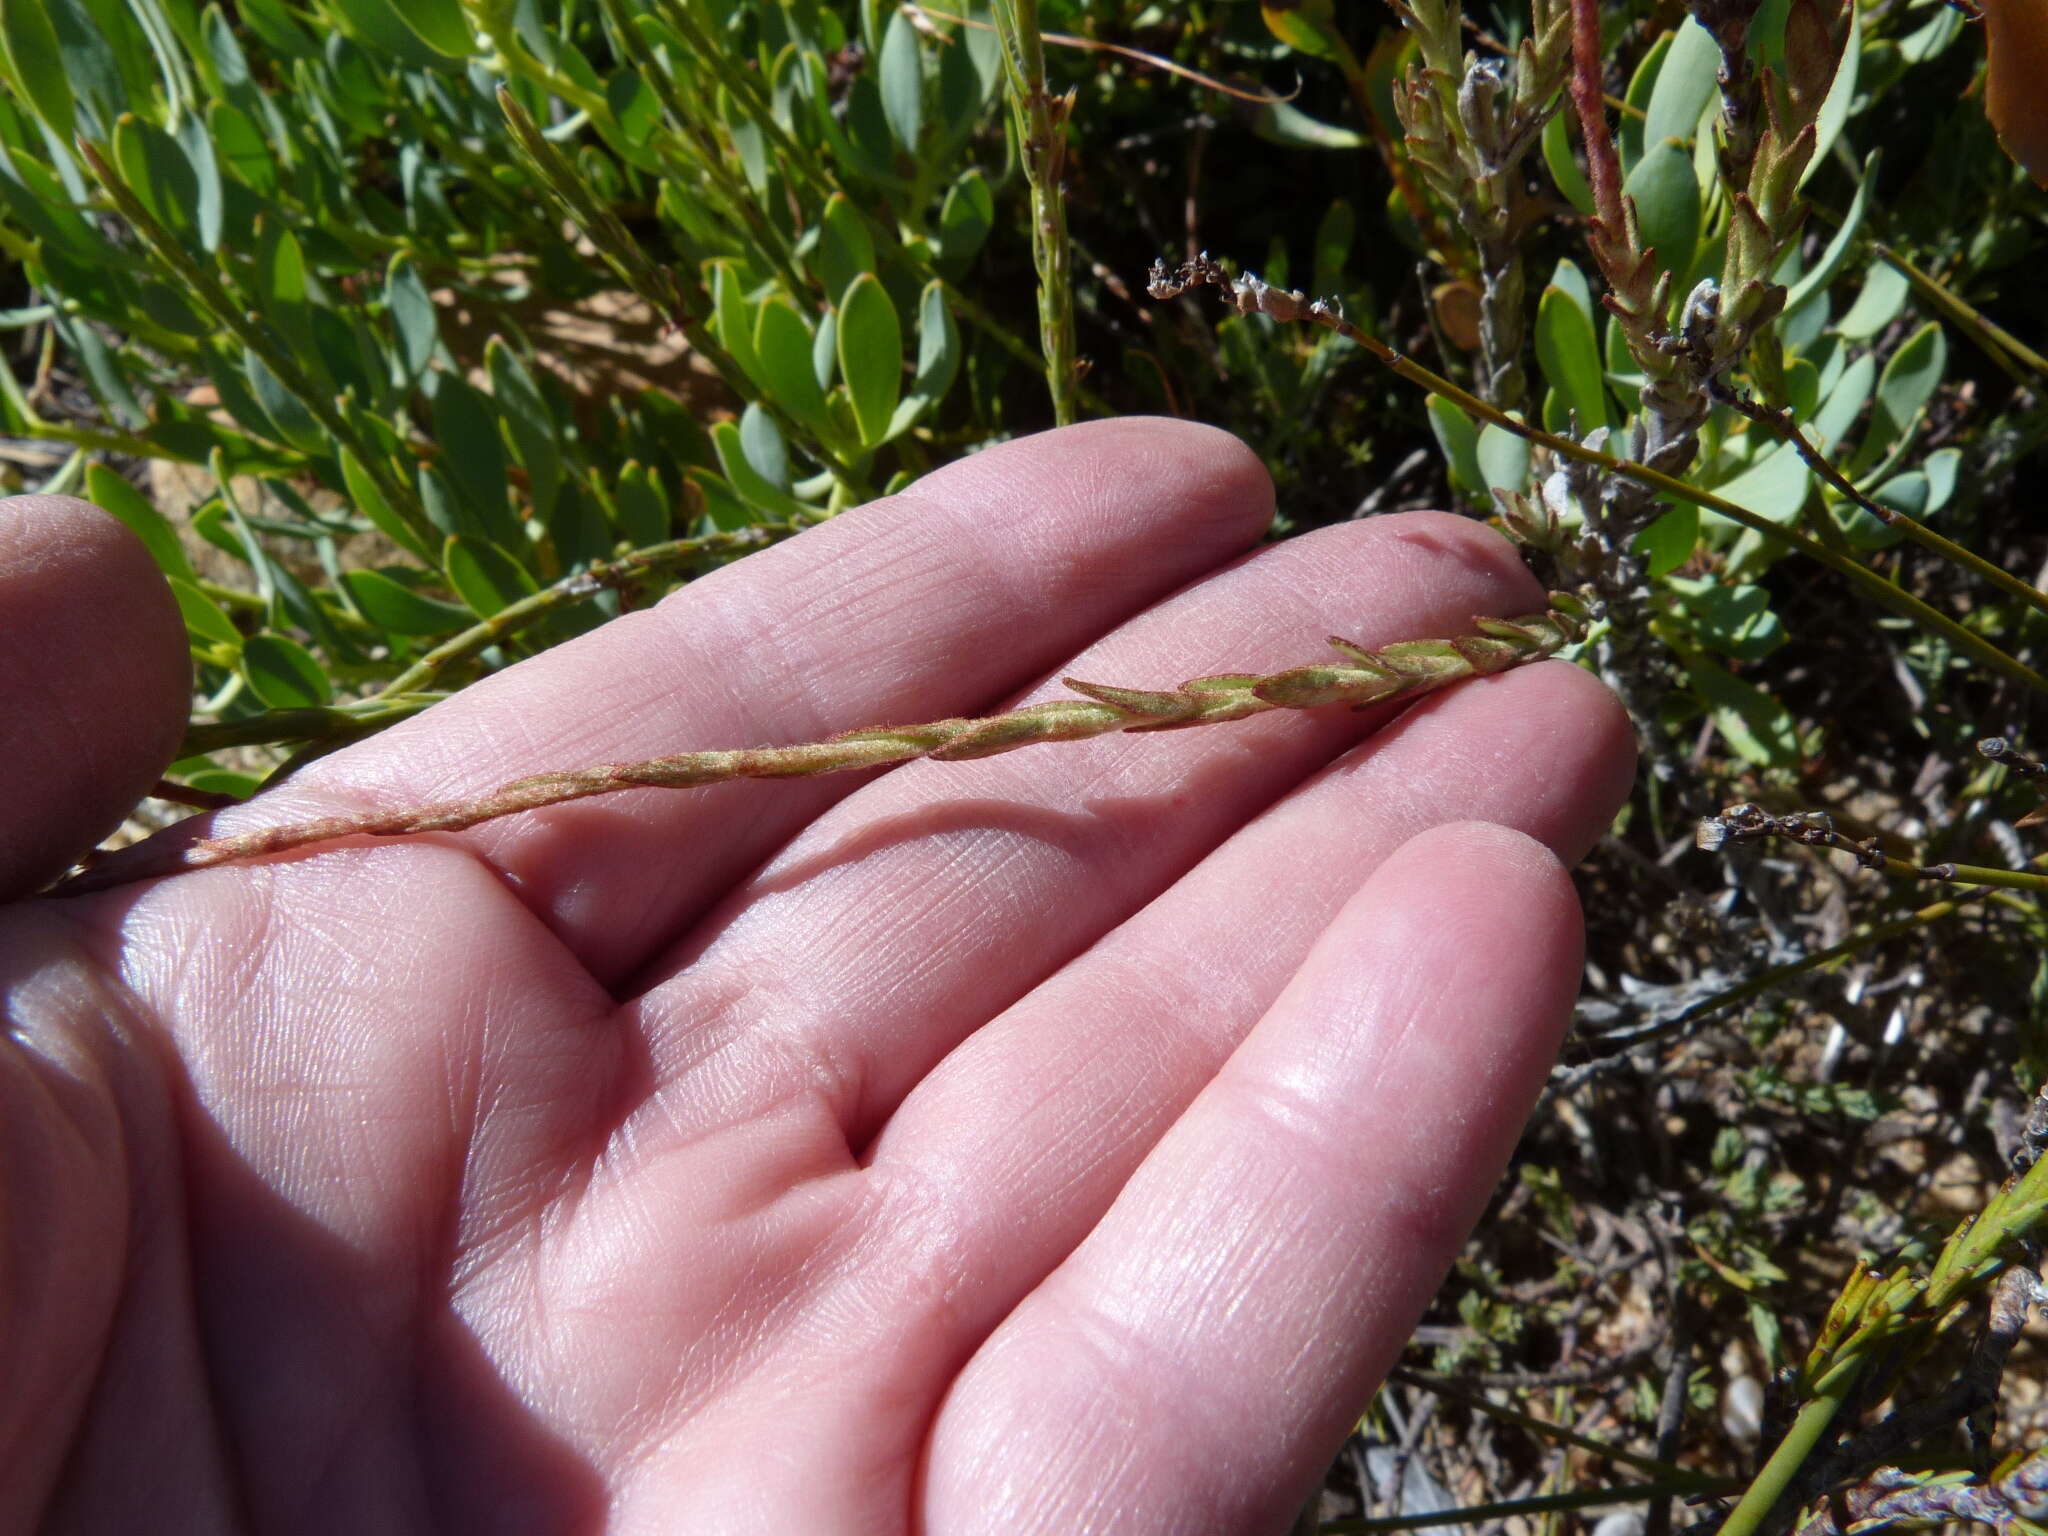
left=1388, top=0, right=1572, bottom=406
left=60, top=599, right=1590, bottom=893
left=1713, top=1148, right=2048, bottom=1536
left=495, top=89, right=873, bottom=499
left=591, top=0, right=811, bottom=303
left=75, top=137, right=433, bottom=547
left=178, top=696, right=441, bottom=756
left=638, top=0, right=1092, bottom=413
left=990, top=0, right=1080, bottom=424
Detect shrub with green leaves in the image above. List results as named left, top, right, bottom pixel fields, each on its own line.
left=0, top=0, right=1013, bottom=793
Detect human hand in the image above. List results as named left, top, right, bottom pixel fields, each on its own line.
left=1, top=418, right=1633, bottom=1534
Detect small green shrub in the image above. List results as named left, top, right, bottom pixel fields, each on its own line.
left=0, top=0, right=1017, bottom=789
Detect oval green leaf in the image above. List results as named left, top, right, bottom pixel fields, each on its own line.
left=429, top=371, right=515, bottom=546
left=878, top=8, right=923, bottom=152
left=341, top=568, right=472, bottom=636
left=86, top=462, right=197, bottom=583
left=242, top=632, right=332, bottom=708
left=340, top=448, right=434, bottom=562
left=167, top=575, right=243, bottom=650
left=0, top=0, right=75, bottom=140
left=1477, top=420, right=1532, bottom=497
left=384, top=254, right=438, bottom=381
left=486, top=338, right=563, bottom=518
left=394, top=0, right=477, bottom=57
left=1644, top=18, right=1721, bottom=150
left=1635, top=503, right=1700, bottom=577
left=710, top=420, right=808, bottom=521
left=1623, top=138, right=1701, bottom=273
left=613, top=461, right=670, bottom=547
left=443, top=534, right=540, bottom=619
left=836, top=273, right=902, bottom=449
left=1835, top=261, right=1908, bottom=340
left=1800, top=8, right=1861, bottom=188
left=1535, top=285, right=1609, bottom=432
left=1543, top=111, right=1594, bottom=217
left=935, top=168, right=995, bottom=273
left=1425, top=396, right=1484, bottom=496
left=243, top=348, right=327, bottom=456
left=1871, top=321, right=1946, bottom=447
left=752, top=296, right=832, bottom=433
left=711, top=260, right=763, bottom=389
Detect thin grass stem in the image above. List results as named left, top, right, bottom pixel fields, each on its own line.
left=1872, top=242, right=2048, bottom=384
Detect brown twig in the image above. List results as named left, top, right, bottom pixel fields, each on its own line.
left=1566, top=0, right=1624, bottom=237
left=1696, top=801, right=2048, bottom=893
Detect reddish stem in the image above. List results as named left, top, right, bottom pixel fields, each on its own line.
left=1567, top=0, right=1625, bottom=237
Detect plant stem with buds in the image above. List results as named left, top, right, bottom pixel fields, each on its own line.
left=1147, top=255, right=2048, bottom=698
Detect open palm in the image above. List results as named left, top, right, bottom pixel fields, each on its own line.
left=3, top=419, right=1633, bottom=1534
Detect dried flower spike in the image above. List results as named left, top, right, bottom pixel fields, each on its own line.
left=62, top=598, right=1592, bottom=894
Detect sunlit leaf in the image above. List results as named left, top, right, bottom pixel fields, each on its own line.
left=837, top=272, right=902, bottom=449
left=242, top=632, right=332, bottom=707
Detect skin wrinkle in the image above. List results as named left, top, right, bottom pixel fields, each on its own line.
left=768, top=512, right=999, bottom=662
left=124, top=850, right=600, bottom=1522
left=564, top=1176, right=850, bottom=1474
left=618, top=964, right=871, bottom=1166
left=598, top=1159, right=987, bottom=1526
left=1013, top=1293, right=1238, bottom=1522
left=446, top=985, right=621, bottom=1277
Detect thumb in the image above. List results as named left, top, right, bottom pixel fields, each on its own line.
left=0, top=494, right=189, bottom=901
